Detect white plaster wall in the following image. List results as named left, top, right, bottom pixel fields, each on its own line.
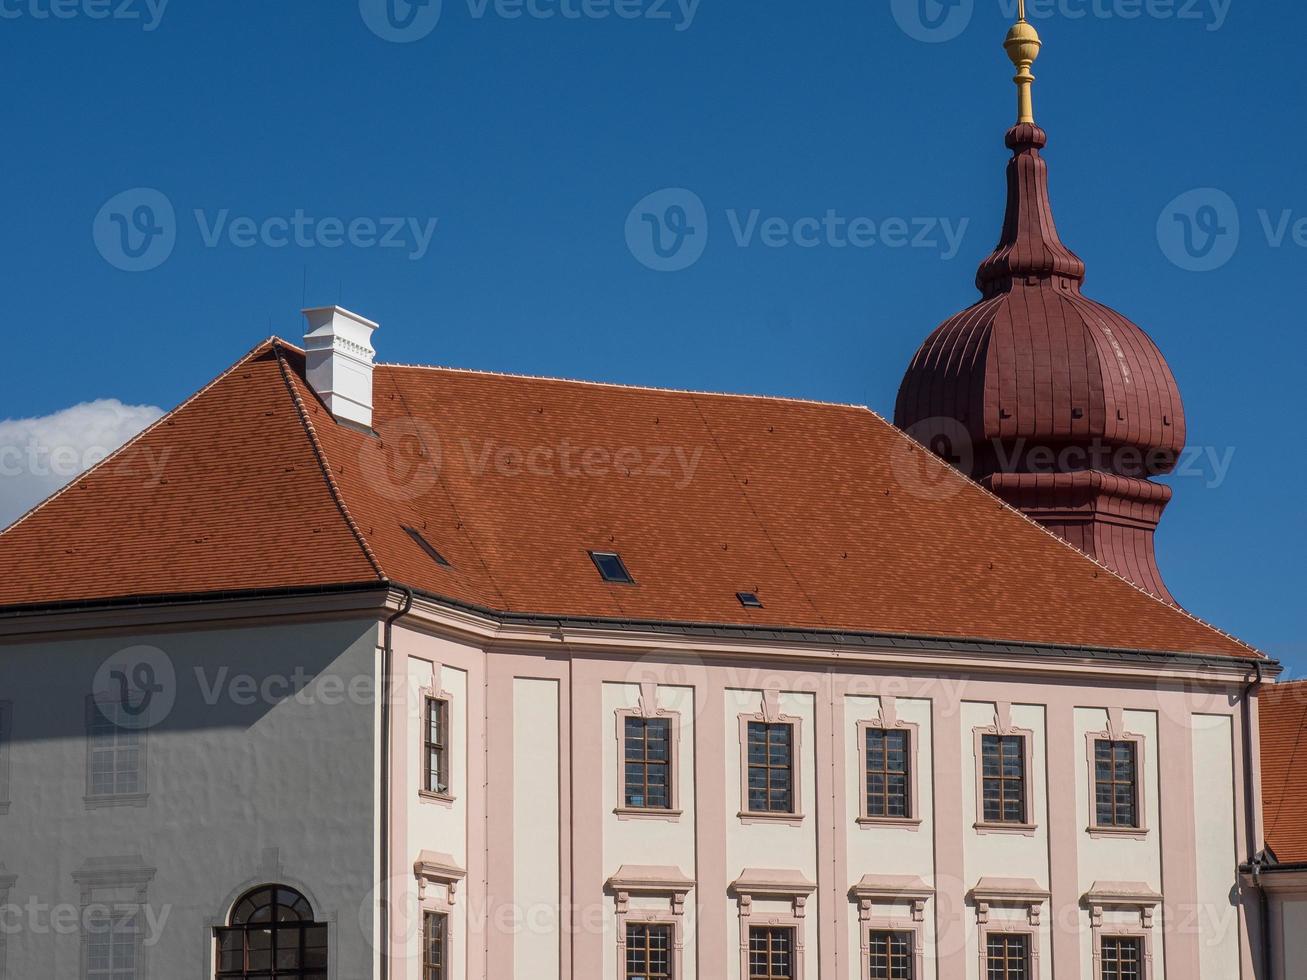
left=600, top=682, right=697, bottom=980
left=513, top=677, right=560, bottom=979
left=844, top=694, right=938, bottom=980
left=1073, top=708, right=1165, bottom=980
left=723, top=688, right=818, bottom=980
left=0, top=619, right=381, bottom=980
left=1191, top=713, right=1240, bottom=980
left=961, top=701, right=1051, bottom=980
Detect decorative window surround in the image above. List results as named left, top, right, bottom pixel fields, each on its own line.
left=606, top=865, right=694, bottom=980
left=856, top=696, right=920, bottom=829
left=418, top=668, right=455, bottom=807
left=1083, top=883, right=1160, bottom=980
left=969, top=877, right=1050, bottom=927
left=1085, top=709, right=1148, bottom=839
left=414, top=850, right=467, bottom=908
left=850, top=875, right=932, bottom=980
left=72, top=855, right=156, bottom=980
left=972, top=703, right=1036, bottom=835
left=84, top=695, right=149, bottom=810
left=738, top=690, right=805, bottom=826
left=1083, top=881, right=1162, bottom=931
left=731, top=869, right=816, bottom=980
left=615, top=682, right=683, bottom=822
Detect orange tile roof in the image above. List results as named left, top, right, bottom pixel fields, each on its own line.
left=0, top=339, right=1258, bottom=659
left=1260, top=681, right=1307, bottom=862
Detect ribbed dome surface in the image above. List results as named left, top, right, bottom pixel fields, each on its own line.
left=895, top=123, right=1187, bottom=602
left=897, top=281, right=1186, bottom=473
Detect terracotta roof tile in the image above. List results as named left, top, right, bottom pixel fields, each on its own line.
left=0, top=339, right=1257, bottom=659
left=1260, top=681, right=1307, bottom=863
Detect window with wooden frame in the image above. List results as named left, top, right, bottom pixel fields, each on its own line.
left=747, top=721, right=794, bottom=814
left=980, top=734, right=1027, bottom=825
left=868, top=929, right=914, bottom=980
left=624, top=716, right=673, bottom=810
left=86, top=908, right=141, bottom=980
left=864, top=728, right=911, bottom=820
left=85, top=698, right=146, bottom=807
left=748, top=926, right=795, bottom=980
left=625, top=922, right=673, bottom=980
left=215, top=886, right=327, bottom=980
left=424, top=697, right=450, bottom=797
left=423, top=912, right=447, bottom=980
left=1099, top=936, right=1144, bottom=980
left=984, top=933, right=1030, bottom=980
left=1093, top=740, right=1140, bottom=830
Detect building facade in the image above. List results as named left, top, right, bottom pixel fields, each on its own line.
left=0, top=10, right=1296, bottom=980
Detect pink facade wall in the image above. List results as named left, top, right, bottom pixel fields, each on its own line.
left=386, top=620, right=1260, bottom=980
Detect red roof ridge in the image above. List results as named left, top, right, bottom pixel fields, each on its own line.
left=1, top=336, right=282, bottom=539
left=270, top=341, right=387, bottom=582
left=377, top=361, right=869, bottom=412
left=864, top=404, right=1265, bottom=659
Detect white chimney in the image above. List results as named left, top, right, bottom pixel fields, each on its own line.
left=301, top=306, right=379, bottom=429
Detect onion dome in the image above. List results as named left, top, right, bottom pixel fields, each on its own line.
left=894, top=11, right=1186, bottom=603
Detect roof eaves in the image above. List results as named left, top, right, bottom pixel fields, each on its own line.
left=404, top=585, right=1273, bottom=671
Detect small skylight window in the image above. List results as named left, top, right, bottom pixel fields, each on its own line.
left=403, top=526, right=450, bottom=567
left=737, top=592, right=764, bottom=609
left=589, top=551, right=634, bottom=584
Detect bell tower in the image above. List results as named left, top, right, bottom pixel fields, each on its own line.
left=895, top=8, right=1187, bottom=602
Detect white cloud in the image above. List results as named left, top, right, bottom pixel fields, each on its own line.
left=0, top=399, right=165, bottom=530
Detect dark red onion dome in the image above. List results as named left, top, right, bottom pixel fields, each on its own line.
left=895, top=122, right=1187, bottom=602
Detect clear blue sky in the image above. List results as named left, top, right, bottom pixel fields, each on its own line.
left=3, top=0, right=1302, bottom=669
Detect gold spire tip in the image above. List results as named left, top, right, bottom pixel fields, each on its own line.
left=1004, top=4, right=1042, bottom=126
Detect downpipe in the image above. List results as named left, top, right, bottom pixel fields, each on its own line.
left=379, top=586, right=414, bottom=980
left=1236, top=660, right=1271, bottom=980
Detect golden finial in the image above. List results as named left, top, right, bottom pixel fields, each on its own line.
left=1004, top=0, right=1042, bottom=125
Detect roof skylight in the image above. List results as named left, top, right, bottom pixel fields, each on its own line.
left=589, top=551, right=634, bottom=584
left=403, top=526, right=451, bottom=567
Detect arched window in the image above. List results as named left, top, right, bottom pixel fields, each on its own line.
left=215, top=886, right=327, bottom=979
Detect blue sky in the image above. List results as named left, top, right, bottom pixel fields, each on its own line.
left=2, top=0, right=1302, bottom=669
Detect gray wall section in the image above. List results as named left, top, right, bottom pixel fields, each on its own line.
left=0, top=617, right=380, bottom=979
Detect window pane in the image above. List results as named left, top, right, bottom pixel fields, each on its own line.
left=986, top=934, right=1029, bottom=980
left=1100, top=936, right=1142, bottom=980
left=749, top=926, right=794, bottom=979
left=1094, top=739, right=1140, bottom=828
left=869, top=929, right=914, bottom=980
left=627, top=923, right=673, bottom=980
